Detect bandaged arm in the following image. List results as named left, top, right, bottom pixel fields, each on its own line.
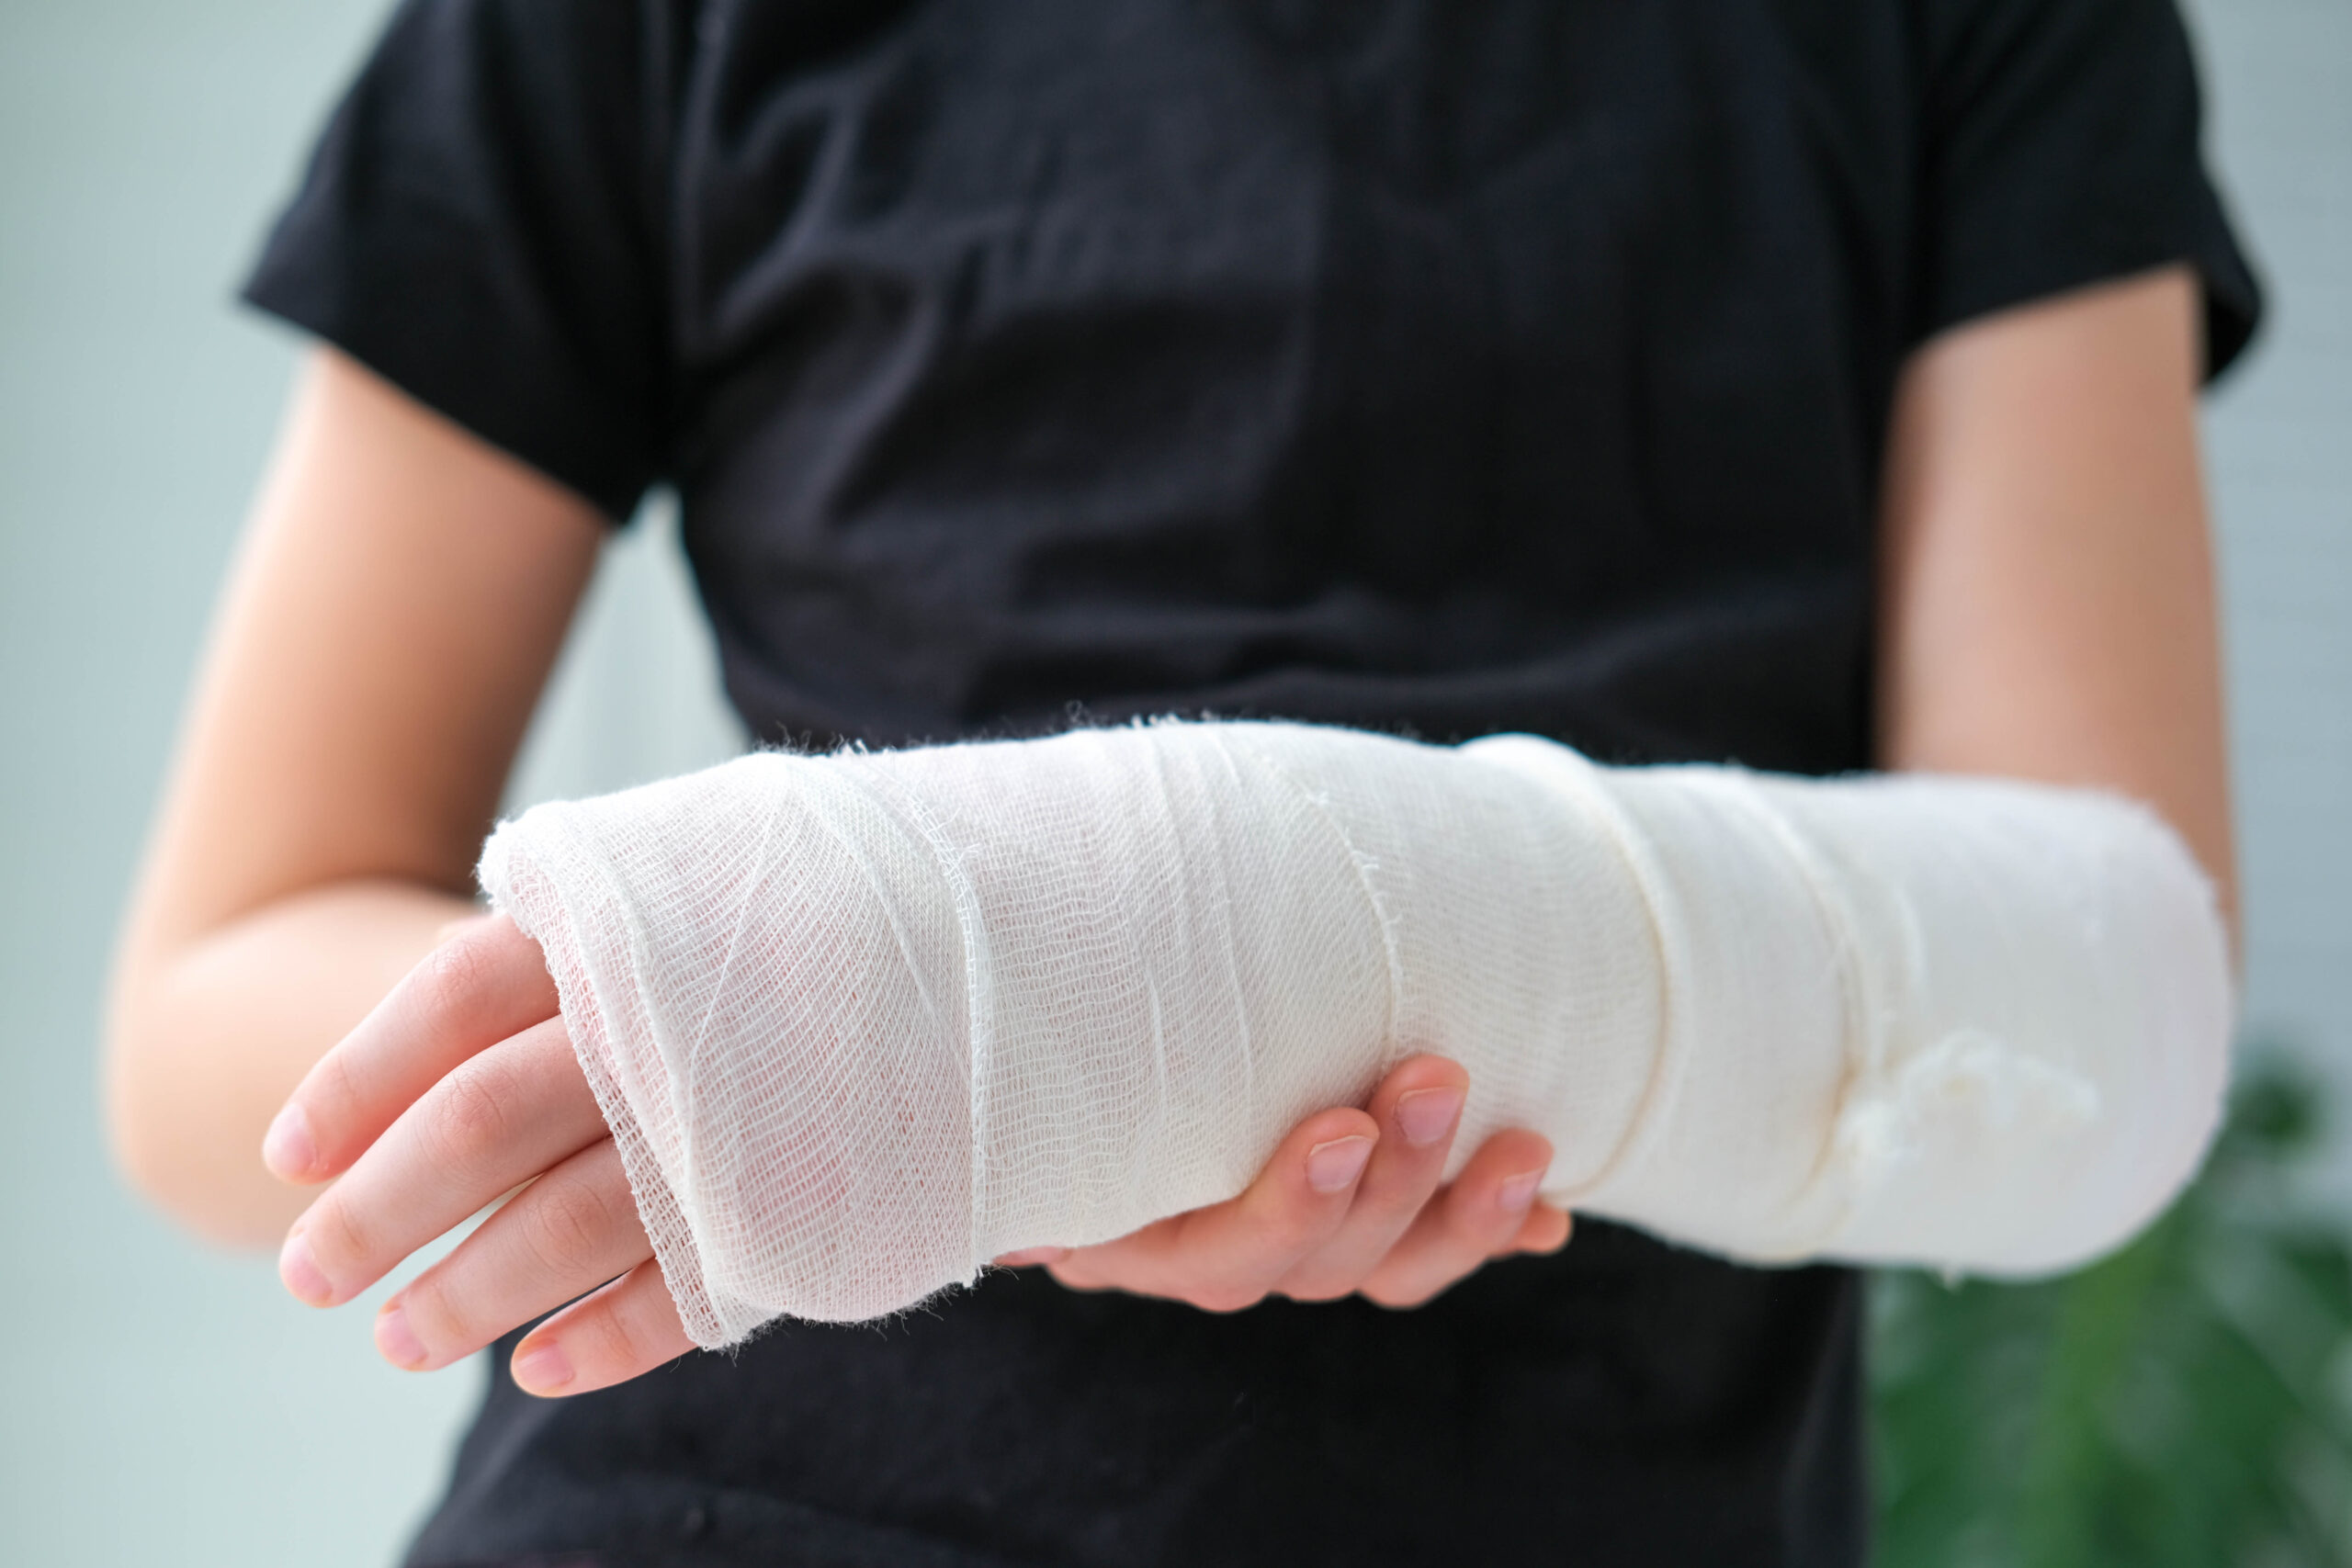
left=480, top=721, right=2231, bottom=1347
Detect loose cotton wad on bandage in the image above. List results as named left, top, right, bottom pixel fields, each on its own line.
left=478, top=721, right=2233, bottom=1348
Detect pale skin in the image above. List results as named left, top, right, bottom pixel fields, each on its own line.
left=107, top=264, right=2234, bottom=1399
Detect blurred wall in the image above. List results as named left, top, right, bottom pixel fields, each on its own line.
left=2185, top=0, right=2352, bottom=1200
left=0, top=5, right=741, bottom=1563
left=0, top=1, right=2341, bottom=1562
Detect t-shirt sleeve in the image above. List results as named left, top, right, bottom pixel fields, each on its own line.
left=242, top=0, right=679, bottom=519
left=1915, top=0, right=2261, bottom=379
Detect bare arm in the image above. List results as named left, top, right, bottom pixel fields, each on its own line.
left=1877, top=264, right=2237, bottom=931
left=105, top=347, right=603, bottom=1245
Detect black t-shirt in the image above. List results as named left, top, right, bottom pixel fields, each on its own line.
left=243, top=2, right=2257, bottom=1563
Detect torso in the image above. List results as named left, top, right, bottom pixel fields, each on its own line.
left=423, top=1, right=1916, bottom=1560
left=664, top=0, right=1902, bottom=768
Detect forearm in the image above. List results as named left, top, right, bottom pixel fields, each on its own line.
left=1533, top=750, right=2228, bottom=1268
left=102, top=350, right=605, bottom=1248
left=483, top=721, right=2231, bottom=1342
left=107, top=878, right=469, bottom=1245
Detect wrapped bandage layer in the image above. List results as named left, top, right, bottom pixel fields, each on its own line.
left=479, top=722, right=2232, bottom=1347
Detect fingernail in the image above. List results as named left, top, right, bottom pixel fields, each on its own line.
left=261, top=1104, right=317, bottom=1180
left=1394, top=1088, right=1464, bottom=1147
left=277, top=1232, right=334, bottom=1306
left=514, top=1340, right=574, bottom=1395
left=375, top=1303, right=426, bottom=1369
left=1306, top=1135, right=1374, bottom=1194
left=1498, top=1171, right=1544, bottom=1213
left=994, top=1247, right=1069, bottom=1268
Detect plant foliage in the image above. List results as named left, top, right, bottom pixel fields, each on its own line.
left=1871, top=1061, right=2352, bottom=1565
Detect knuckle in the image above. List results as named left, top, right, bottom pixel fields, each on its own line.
left=424, top=1059, right=515, bottom=1169
left=309, top=1052, right=354, bottom=1113
left=1250, top=1207, right=1332, bottom=1263
left=304, top=1195, right=372, bottom=1277
left=1443, top=1189, right=1514, bottom=1246
left=301, top=1053, right=365, bottom=1142
left=398, top=1272, right=474, bottom=1351
left=1340, top=1183, right=1426, bottom=1243
left=521, top=1172, right=620, bottom=1272
left=415, top=928, right=498, bottom=1015
left=583, top=1289, right=653, bottom=1370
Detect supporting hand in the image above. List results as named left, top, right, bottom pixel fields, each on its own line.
left=996, top=1054, right=1570, bottom=1310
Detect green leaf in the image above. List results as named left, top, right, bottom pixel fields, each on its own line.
left=1870, top=1055, right=2352, bottom=1568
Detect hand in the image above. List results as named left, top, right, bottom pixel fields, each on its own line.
left=262, top=914, right=692, bottom=1400
left=994, top=1055, right=1571, bottom=1311
left=263, top=918, right=1570, bottom=1401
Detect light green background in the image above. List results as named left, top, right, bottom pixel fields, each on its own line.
left=0, top=1, right=2342, bottom=1562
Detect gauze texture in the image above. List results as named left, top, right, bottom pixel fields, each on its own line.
left=478, top=721, right=2233, bottom=1347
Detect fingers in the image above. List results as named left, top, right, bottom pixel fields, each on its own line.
left=277, top=1015, right=607, bottom=1307
left=372, top=1137, right=651, bottom=1371
left=509, top=1258, right=696, bottom=1399
left=1357, top=1129, right=1558, bottom=1309
left=1046, top=1105, right=1380, bottom=1312
left=1273, top=1055, right=1467, bottom=1301
left=1508, top=1201, right=1575, bottom=1258
left=991, top=1247, right=1070, bottom=1269
left=263, top=913, right=560, bottom=1184
left=1029, top=1057, right=1573, bottom=1314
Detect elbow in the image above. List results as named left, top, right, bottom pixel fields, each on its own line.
left=101, top=980, right=170, bottom=1211
left=101, top=1018, right=204, bottom=1235
left=103, top=1036, right=187, bottom=1231
left=101, top=992, right=288, bottom=1251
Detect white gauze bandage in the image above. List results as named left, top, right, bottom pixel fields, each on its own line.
left=479, top=721, right=2232, bottom=1346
